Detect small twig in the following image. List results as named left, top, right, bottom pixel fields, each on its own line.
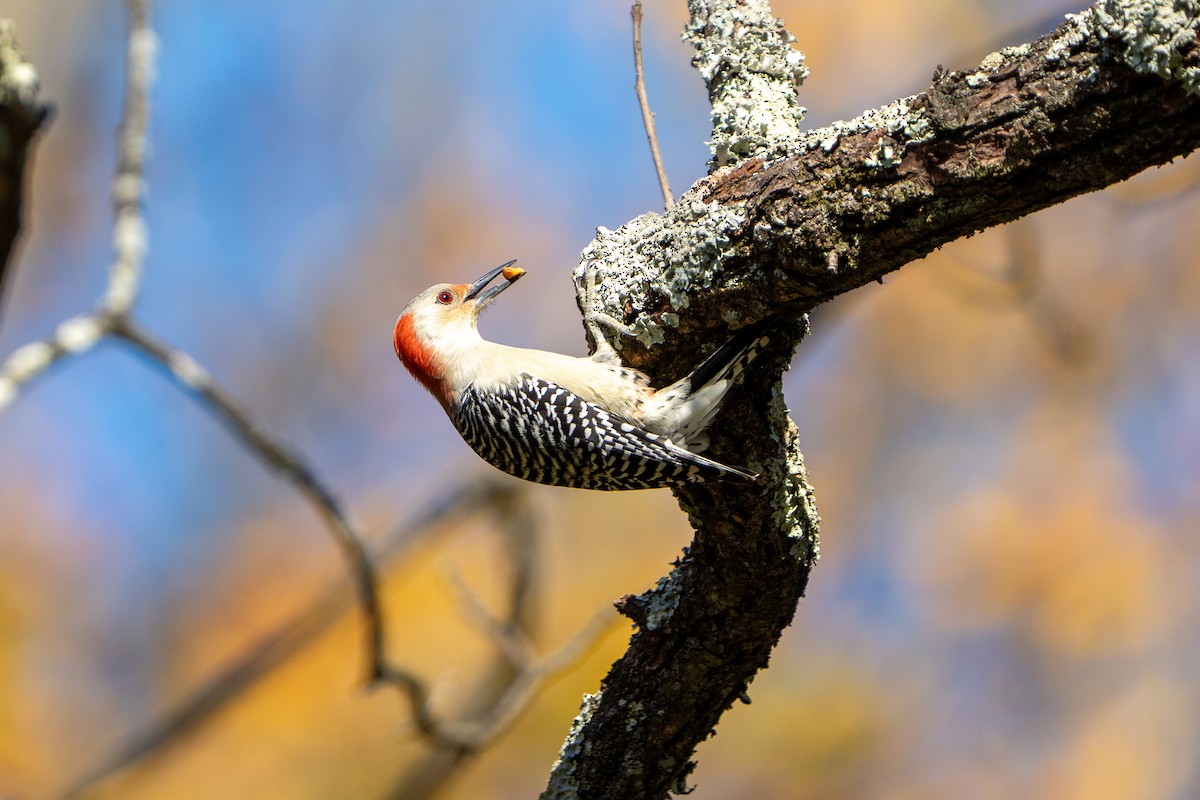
left=446, top=566, right=534, bottom=669
left=384, top=493, right=611, bottom=799
left=384, top=479, right=546, bottom=799
left=451, top=609, right=613, bottom=747
left=388, top=535, right=613, bottom=756
left=382, top=609, right=613, bottom=754
left=110, top=318, right=388, bottom=683
left=632, top=0, right=674, bottom=210
left=493, top=479, right=540, bottom=640
left=0, top=314, right=109, bottom=411
left=103, top=0, right=155, bottom=316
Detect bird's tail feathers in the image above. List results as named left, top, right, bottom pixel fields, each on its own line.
left=672, top=443, right=759, bottom=485
left=679, top=313, right=789, bottom=395
left=649, top=313, right=793, bottom=450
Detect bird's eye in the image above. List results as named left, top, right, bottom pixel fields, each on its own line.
left=435, top=290, right=454, bottom=305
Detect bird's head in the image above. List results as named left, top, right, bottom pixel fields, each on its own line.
left=393, top=260, right=525, bottom=406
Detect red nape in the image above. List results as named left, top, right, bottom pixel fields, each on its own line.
left=393, top=314, right=451, bottom=409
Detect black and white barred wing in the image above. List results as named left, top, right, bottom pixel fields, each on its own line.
left=452, top=374, right=757, bottom=491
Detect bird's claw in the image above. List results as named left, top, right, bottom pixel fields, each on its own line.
left=578, top=262, right=637, bottom=360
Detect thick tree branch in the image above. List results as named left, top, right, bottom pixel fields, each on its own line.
left=549, top=2, right=1200, bottom=798
left=704, top=11, right=1200, bottom=313
left=591, top=5, right=1200, bottom=353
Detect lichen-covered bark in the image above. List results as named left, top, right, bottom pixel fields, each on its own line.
left=701, top=9, right=1200, bottom=311
left=545, top=3, right=1200, bottom=799
left=541, top=326, right=819, bottom=800
left=587, top=7, right=1200, bottom=354
left=0, top=21, right=50, bottom=317
left=684, top=0, right=808, bottom=166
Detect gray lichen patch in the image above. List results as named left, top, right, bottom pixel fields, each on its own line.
left=798, top=95, right=932, bottom=169
left=542, top=692, right=603, bottom=800
left=763, top=366, right=820, bottom=565
left=576, top=197, right=747, bottom=349
left=1045, top=11, right=1095, bottom=63
left=641, top=564, right=686, bottom=632
left=964, top=49, right=1011, bottom=88
left=1091, top=0, right=1200, bottom=93
left=0, top=20, right=39, bottom=107
left=685, top=0, right=808, bottom=167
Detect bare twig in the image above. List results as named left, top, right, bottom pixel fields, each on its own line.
left=382, top=610, right=613, bottom=755
left=446, top=566, right=535, bottom=669
left=493, top=476, right=540, bottom=642
left=385, top=492, right=612, bottom=800
left=632, top=0, right=673, bottom=210
left=110, top=317, right=388, bottom=683
left=103, top=0, right=154, bottom=316
left=0, top=314, right=109, bottom=410
left=386, top=481, right=541, bottom=798
left=443, top=567, right=614, bottom=746
left=443, top=611, right=613, bottom=748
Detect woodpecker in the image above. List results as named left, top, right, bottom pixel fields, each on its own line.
left=392, top=261, right=777, bottom=490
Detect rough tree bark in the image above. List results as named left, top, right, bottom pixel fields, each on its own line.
left=0, top=21, right=50, bottom=317
left=543, top=2, right=1200, bottom=798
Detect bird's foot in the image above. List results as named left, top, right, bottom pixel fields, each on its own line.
left=577, top=262, right=637, bottom=361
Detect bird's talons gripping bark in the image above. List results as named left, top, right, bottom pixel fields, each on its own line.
left=577, top=262, right=637, bottom=364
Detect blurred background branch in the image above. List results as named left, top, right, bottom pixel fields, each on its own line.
left=935, top=221, right=1095, bottom=365
left=111, top=318, right=390, bottom=683
left=0, top=19, right=51, bottom=325
left=4, top=4, right=595, bottom=796
left=101, top=0, right=153, bottom=317
left=0, top=0, right=398, bottom=689
left=62, top=473, right=616, bottom=800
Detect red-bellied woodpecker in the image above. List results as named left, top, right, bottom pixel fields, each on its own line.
left=392, top=261, right=777, bottom=490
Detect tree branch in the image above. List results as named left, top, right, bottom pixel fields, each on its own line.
left=110, top=318, right=390, bottom=686
left=548, top=2, right=1200, bottom=797
left=0, top=19, right=51, bottom=324
left=583, top=5, right=1200, bottom=364
left=102, top=0, right=154, bottom=316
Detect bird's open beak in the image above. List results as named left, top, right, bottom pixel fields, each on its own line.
left=465, top=260, right=525, bottom=309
